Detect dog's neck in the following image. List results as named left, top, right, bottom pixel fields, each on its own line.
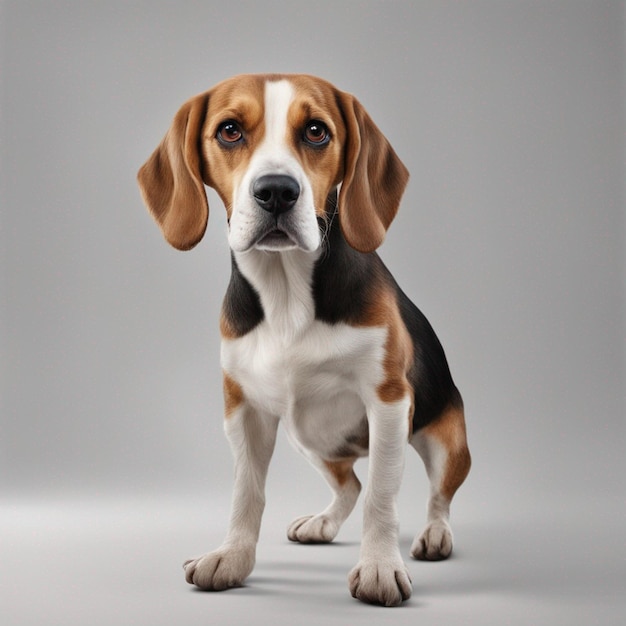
left=227, top=193, right=337, bottom=341
left=232, top=245, right=320, bottom=341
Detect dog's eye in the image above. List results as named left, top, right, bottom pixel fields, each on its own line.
left=303, top=121, right=330, bottom=146
left=217, top=121, right=243, bottom=145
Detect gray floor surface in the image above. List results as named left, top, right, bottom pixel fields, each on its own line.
left=2, top=492, right=624, bottom=626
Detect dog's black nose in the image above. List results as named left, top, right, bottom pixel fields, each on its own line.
left=252, top=175, right=300, bottom=215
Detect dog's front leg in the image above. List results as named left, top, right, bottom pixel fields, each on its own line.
left=184, top=403, right=279, bottom=590
left=348, top=396, right=413, bottom=606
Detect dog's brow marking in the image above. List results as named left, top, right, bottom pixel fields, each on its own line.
left=263, top=80, right=295, bottom=149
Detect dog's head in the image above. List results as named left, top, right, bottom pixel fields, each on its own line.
left=137, top=74, right=409, bottom=254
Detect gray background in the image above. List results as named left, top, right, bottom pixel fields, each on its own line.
left=1, top=1, right=624, bottom=624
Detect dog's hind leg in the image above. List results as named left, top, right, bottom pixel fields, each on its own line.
left=409, top=401, right=471, bottom=560
left=287, top=456, right=361, bottom=544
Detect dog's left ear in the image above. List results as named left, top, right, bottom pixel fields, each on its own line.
left=137, top=93, right=210, bottom=251
left=336, top=92, right=409, bottom=253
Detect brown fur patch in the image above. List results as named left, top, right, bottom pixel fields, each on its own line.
left=324, top=459, right=357, bottom=487
left=220, top=311, right=238, bottom=340
left=223, top=372, right=244, bottom=417
left=421, top=404, right=471, bottom=500
left=355, top=286, right=414, bottom=412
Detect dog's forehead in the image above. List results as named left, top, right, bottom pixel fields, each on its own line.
left=288, top=74, right=342, bottom=110
left=208, top=74, right=266, bottom=108
left=206, top=74, right=341, bottom=125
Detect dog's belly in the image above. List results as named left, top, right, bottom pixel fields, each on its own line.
left=221, top=320, right=387, bottom=459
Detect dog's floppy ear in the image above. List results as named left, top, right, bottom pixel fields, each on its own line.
left=137, top=93, right=209, bottom=251
left=336, top=92, right=409, bottom=253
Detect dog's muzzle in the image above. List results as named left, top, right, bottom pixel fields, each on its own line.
left=251, top=174, right=304, bottom=251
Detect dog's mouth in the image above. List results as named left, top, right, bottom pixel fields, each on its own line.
left=255, top=228, right=298, bottom=251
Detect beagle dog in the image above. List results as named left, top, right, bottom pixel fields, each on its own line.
left=137, top=73, right=470, bottom=607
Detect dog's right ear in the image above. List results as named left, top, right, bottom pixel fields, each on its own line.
left=137, top=93, right=210, bottom=251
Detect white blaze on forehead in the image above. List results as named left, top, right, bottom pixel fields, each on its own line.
left=262, top=80, right=295, bottom=152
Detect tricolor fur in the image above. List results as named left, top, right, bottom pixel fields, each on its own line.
left=138, top=73, right=471, bottom=607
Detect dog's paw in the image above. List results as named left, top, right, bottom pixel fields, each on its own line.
left=183, top=545, right=255, bottom=591
left=411, top=520, right=453, bottom=561
left=348, top=558, right=412, bottom=607
left=287, top=514, right=339, bottom=544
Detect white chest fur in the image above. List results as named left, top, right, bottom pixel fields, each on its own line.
left=221, top=250, right=388, bottom=457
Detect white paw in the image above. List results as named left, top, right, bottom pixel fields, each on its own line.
left=287, top=514, right=339, bottom=543
left=348, top=558, right=412, bottom=607
left=183, top=545, right=255, bottom=590
left=411, top=520, right=453, bottom=561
